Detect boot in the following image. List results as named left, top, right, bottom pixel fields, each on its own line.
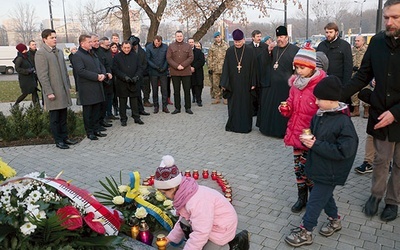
left=291, top=184, right=308, bottom=213
left=363, top=106, right=369, bottom=119
left=350, top=106, right=360, bottom=117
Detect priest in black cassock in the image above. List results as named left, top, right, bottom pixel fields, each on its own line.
left=257, top=26, right=299, bottom=138
left=220, top=29, right=257, bottom=133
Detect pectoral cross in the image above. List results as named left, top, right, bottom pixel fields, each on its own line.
left=237, top=64, right=242, bottom=73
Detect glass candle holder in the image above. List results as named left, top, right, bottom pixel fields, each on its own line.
left=192, top=170, right=199, bottom=180
left=211, top=170, right=217, bottom=180
left=184, top=170, right=191, bottom=177
left=202, top=169, right=209, bottom=179
left=156, top=234, right=167, bottom=250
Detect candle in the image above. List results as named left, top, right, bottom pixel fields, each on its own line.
left=193, top=170, right=199, bottom=180
left=184, top=170, right=191, bottom=177
left=280, top=101, right=290, bottom=116
left=137, top=220, right=153, bottom=246
left=211, top=170, right=217, bottom=180
left=202, top=169, right=209, bottom=179
left=156, top=234, right=167, bottom=250
left=300, top=128, right=314, bottom=140
left=131, top=225, right=139, bottom=239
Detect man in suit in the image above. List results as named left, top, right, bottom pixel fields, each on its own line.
left=188, top=38, right=205, bottom=107
left=71, top=34, right=108, bottom=140
left=35, top=29, right=77, bottom=149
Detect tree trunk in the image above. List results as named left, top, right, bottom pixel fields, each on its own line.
left=192, top=0, right=231, bottom=41
left=120, top=0, right=131, bottom=40
left=134, top=0, right=167, bottom=44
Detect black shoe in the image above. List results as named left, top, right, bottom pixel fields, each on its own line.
left=94, top=132, right=107, bottom=137
left=98, top=126, right=107, bottom=132
left=100, top=122, right=112, bottom=127
left=154, top=107, right=159, bottom=113
left=106, top=115, right=119, bottom=120
left=380, top=204, right=398, bottom=222
left=121, top=121, right=127, bottom=127
left=139, top=111, right=150, bottom=116
left=365, top=195, right=381, bottom=217
left=171, top=109, right=181, bottom=114
left=56, top=142, right=69, bottom=149
left=185, top=109, right=193, bottom=114
left=64, top=138, right=78, bottom=145
left=134, top=119, right=144, bottom=125
left=163, top=107, right=170, bottom=113
left=229, top=230, right=250, bottom=250
left=143, top=100, right=154, bottom=107
left=197, top=102, right=203, bottom=107
left=87, top=134, right=99, bottom=140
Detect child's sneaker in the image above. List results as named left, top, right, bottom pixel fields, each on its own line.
left=319, top=217, right=342, bottom=237
left=355, top=161, right=373, bottom=174
left=285, top=226, right=313, bottom=247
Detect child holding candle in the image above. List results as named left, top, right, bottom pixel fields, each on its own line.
left=278, top=44, right=326, bottom=213
left=153, top=155, right=249, bottom=250
left=285, top=76, right=358, bottom=247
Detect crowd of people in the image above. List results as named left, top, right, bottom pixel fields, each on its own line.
left=10, top=0, right=400, bottom=247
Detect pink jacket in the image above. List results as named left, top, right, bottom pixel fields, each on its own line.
left=167, top=186, right=238, bottom=249
left=283, top=69, right=326, bottom=150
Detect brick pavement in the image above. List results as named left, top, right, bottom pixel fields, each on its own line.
left=1, top=88, right=399, bottom=249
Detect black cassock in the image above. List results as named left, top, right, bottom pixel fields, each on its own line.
left=220, top=45, right=257, bottom=133
left=257, top=43, right=299, bottom=138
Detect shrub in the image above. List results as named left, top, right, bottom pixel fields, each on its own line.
left=9, top=104, right=28, bottom=139
left=25, top=104, right=44, bottom=137
left=0, top=112, right=15, bottom=141
left=67, top=108, right=77, bottom=135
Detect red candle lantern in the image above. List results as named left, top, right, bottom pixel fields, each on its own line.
left=137, top=220, right=154, bottom=246
left=184, top=170, right=191, bottom=177
left=279, top=101, right=290, bottom=116
left=202, top=169, right=209, bottom=179
left=211, top=170, right=217, bottom=180
left=225, top=188, right=232, bottom=194
left=193, top=170, right=199, bottom=180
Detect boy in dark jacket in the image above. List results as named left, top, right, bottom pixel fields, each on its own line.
left=285, top=75, right=359, bottom=247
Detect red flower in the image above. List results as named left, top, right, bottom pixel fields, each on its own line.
left=84, top=212, right=106, bottom=234
left=56, top=206, right=83, bottom=230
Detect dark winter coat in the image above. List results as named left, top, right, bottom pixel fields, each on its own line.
left=306, top=111, right=358, bottom=186
left=317, top=38, right=352, bottom=85
left=190, top=47, right=205, bottom=87
left=71, top=47, right=105, bottom=106
left=146, top=42, right=169, bottom=76
left=13, top=52, right=37, bottom=94
left=96, top=46, right=114, bottom=94
left=112, top=51, right=143, bottom=98
left=342, top=31, right=400, bottom=142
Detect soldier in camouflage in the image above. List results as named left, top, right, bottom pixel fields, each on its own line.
left=207, top=31, right=229, bottom=104
left=350, top=35, right=369, bottom=118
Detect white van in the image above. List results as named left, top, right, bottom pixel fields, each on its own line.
left=0, top=46, right=17, bottom=74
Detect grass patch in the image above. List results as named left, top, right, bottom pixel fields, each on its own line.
left=0, top=81, right=76, bottom=102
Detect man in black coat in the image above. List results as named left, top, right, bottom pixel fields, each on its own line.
left=188, top=38, right=205, bottom=107
left=72, top=34, right=108, bottom=140
left=340, top=0, right=400, bottom=222
left=112, top=41, right=144, bottom=126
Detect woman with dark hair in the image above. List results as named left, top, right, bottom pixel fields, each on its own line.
left=13, top=43, right=39, bottom=106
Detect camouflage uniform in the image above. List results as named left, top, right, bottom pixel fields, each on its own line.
left=351, top=44, right=369, bottom=107
left=207, top=40, right=229, bottom=100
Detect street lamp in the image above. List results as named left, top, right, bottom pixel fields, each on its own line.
left=48, top=0, right=54, bottom=30
left=355, top=0, right=366, bottom=34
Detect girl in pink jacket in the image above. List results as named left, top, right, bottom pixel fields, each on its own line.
left=154, top=155, right=247, bottom=250
left=278, top=46, right=326, bottom=214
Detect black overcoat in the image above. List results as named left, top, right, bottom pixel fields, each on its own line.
left=191, top=47, right=205, bottom=87
left=13, top=53, right=37, bottom=94
left=112, top=51, right=143, bottom=98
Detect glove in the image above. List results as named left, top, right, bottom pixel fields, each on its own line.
left=208, top=70, right=213, bottom=75
left=124, top=76, right=132, bottom=83
left=132, top=76, right=140, bottom=83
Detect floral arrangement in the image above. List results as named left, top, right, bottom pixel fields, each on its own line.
left=94, top=171, right=178, bottom=234
left=0, top=172, right=124, bottom=250
left=0, top=157, right=17, bottom=183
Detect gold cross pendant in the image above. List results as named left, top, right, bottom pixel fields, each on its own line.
left=237, top=64, right=242, bottom=73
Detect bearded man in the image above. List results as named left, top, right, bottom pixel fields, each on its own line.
left=341, top=0, right=400, bottom=222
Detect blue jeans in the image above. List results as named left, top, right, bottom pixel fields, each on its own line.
left=302, top=182, right=338, bottom=231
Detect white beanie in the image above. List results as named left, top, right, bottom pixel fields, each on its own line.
left=154, top=155, right=182, bottom=190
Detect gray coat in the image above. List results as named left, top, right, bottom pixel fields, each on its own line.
left=35, top=44, right=72, bottom=111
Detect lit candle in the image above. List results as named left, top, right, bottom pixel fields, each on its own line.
left=193, top=170, right=199, bottom=180
left=202, top=169, right=209, bottom=179
left=211, top=170, right=217, bottom=180
left=185, top=170, right=191, bottom=177
left=156, top=234, right=167, bottom=250
left=131, top=225, right=139, bottom=239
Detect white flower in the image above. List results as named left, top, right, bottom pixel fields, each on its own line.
left=26, top=203, right=40, bottom=213
left=134, top=207, right=148, bottom=219
left=163, top=200, right=173, bottom=209
left=155, top=191, right=166, bottom=202
left=20, top=222, right=37, bottom=235
left=118, top=185, right=130, bottom=193
left=112, top=196, right=125, bottom=205
left=139, top=187, right=150, bottom=197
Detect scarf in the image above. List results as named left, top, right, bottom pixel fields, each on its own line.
left=316, top=102, right=348, bottom=116
left=173, top=176, right=199, bottom=212
left=293, top=70, right=320, bottom=90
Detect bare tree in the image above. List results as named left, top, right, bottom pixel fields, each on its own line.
left=76, top=1, right=110, bottom=34
left=9, top=2, right=37, bottom=44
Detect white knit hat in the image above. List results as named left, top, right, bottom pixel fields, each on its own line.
left=154, top=155, right=182, bottom=190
